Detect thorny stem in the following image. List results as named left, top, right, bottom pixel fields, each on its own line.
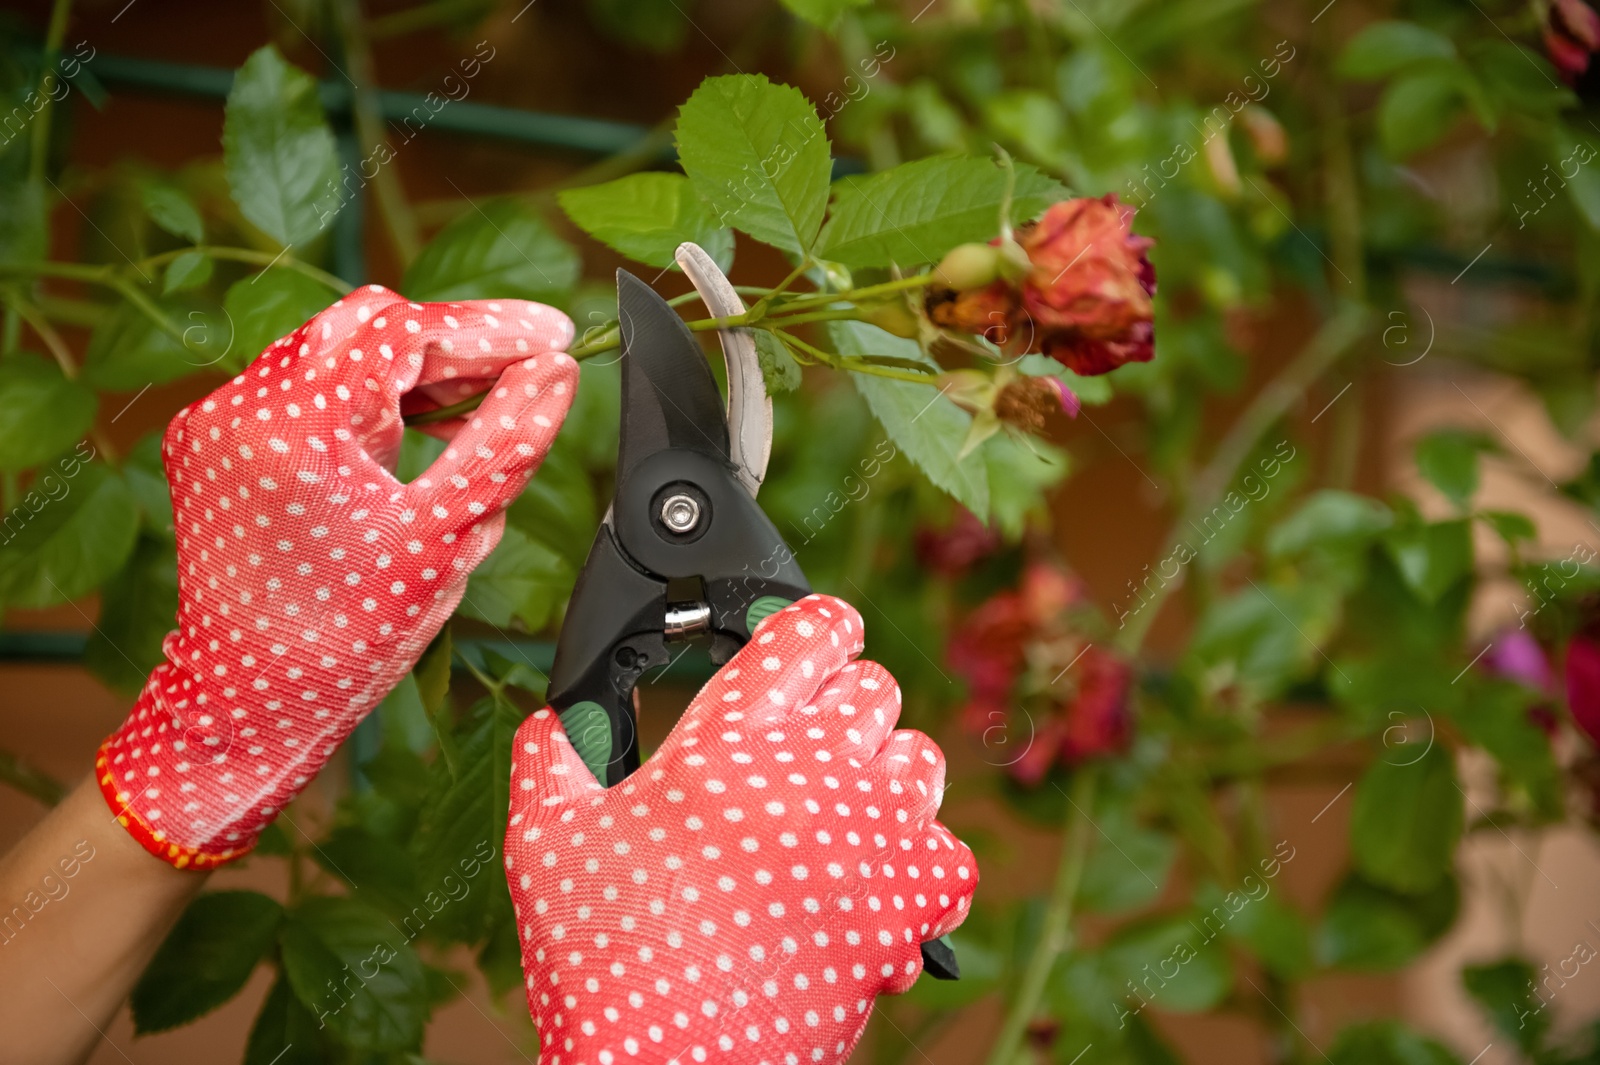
left=27, top=0, right=73, bottom=185
left=137, top=246, right=353, bottom=294
left=404, top=276, right=942, bottom=425
left=985, top=767, right=1098, bottom=1065
left=2, top=291, right=76, bottom=376
left=1115, top=304, right=1370, bottom=655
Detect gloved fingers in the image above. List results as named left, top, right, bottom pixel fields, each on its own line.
left=505, top=708, right=605, bottom=838
left=917, top=821, right=978, bottom=941
left=659, top=594, right=866, bottom=758
left=790, top=658, right=902, bottom=767
left=282, top=291, right=573, bottom=472
left=876, top=728, right=949, bottom=829
left=876, top=820, right=977, bottom=995
left=403, top=352, right=578, bottom=542
left=400, top=298, right=575, bottom=438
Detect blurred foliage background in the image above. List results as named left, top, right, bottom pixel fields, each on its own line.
left=4, top=0, right=1600, bottom=1063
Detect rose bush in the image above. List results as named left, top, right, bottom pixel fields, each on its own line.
left=3, top=1, right=1600, bottom=1064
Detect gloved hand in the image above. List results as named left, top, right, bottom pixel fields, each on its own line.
left=98, top=285, right=577, bottom=868
left=504, top=594, right=977, bottom=1065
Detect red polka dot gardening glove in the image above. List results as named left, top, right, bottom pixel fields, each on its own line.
left=504, top=594, right=977, bottom=1065
left=97, top=285, right=578, bottom=869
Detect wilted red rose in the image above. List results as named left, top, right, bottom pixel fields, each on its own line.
left=948, top=591, right=1032, bottom=701
left=1547, top=0, right=1600, bottom=84
left=1021, top=561, right=1080, bottom=626
left=915, top=507, right=1003, bottom=576
left=1566, top=631, right=1600, bottom=746
left=924, top=195, right=1156, bottom=376
left=1060, top=644, right=1135, bottom=763
left=1018, top=195, right=1157, bottom=376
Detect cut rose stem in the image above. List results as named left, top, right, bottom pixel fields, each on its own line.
left=402, top=274, right=941, bottom=427
left=983, top=766, right=1097, bottom=1065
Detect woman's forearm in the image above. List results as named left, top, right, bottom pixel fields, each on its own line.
left=0, top=776, right=208, bottom=1065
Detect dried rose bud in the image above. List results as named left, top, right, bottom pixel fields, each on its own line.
left=1240, top=105, right=1289, bottom=165
left=1018, top=195, right=1157, bottom=376
left=1547, top=0, right=1600, bottom=84
left=933, top=242, right=1003, bottom=289
left=925, top=280, right=1019, bottom=345
left=994, top=375, right=1079, bottom=431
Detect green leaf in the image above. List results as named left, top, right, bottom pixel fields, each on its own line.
left=506, top=442, right=597, bottom=566
left=1078, top=809, right=1176, bottom=915
left=0, top=354, right=97, bottom=472
left=1378, top=68, right=1471, bottom=158
left=1102, top=914, right=1234, bottom=1013
left=0, top=458, right=138, bottom=608
left=84, top=534, right=178, bottom=694
left=1189, top=582, right=1338, bottom=697
left=1453, top=680, right=1562, bottom=819
left=279, top=896, right=430, bottom=1051
left=1316, top=873, right=1459, bottom=971
left=756, top=330, right=802, bottom=394
left=1415, top=428, right=1497, bottom=509
left=675, top=74, right=831, bottom=255
left=457, top=525, right=574, bottom=632
left=1328, top=1020, right=1463, bottom=1065
left=224, top=268, right=340, bottom=371
left=131, top=891, right=283, bottom=1033
left=777, top=0, right=870, bottom=27
left=477, top=908, right=526, bottom=998
left=140, top=181, right=204, bottom=244
left=818, top=156, right=1067, bottom=268
left=1350, top=742, right=1462, bottom=894
left=82, top=297, right=220, bottom=391
left=404, top=199, right=579, bottom=305
left=983, top=431, right=1068, bottom=540
left=1481, top=509, right=1536, bottom=546
left=1267, top=490, right=1393, bottom=558
left=314, top=826, right=420, bottom=920
left=1463, top=958, right=1547, bottom=1055
left=0, top=178, right=48, bottom=266
left=245, top=976, right=330, bottom=1065
left=1382, top=517, right=1473, bottom=605
left=413, top=696, right=520, bottom=941
left=123, top=431, right=174, bottom=538
left=223, top=46, right=341, bottom=246
left=1337, top=21, right=1457, bottom=79
left=558, top=172, right=733, bottom=271
left=834, top=321, right=989, bottom=514
left=163, top=250, right=213, bottom=294
left=1222, top=889, right=1313, bottom=980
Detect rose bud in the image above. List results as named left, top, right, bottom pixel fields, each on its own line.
left=933, top=242, right=1003, bottom=289
left=1240, top=105, right=1289, bottom=165
left=864, top=299, right=922, bottom=339
left=1566, top=630, right=1600, bottom=747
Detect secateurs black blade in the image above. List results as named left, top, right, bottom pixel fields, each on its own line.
left=546, top=245, right=958, bottom=981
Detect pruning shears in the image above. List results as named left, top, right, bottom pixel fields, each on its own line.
left=546, top=244, right=959, bottom=981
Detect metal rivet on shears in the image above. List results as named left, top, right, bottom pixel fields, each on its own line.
left=660, top=493, right=701, bottom=534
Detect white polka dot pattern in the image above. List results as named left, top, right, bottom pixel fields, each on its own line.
left=505, top=595, right=977, bottom=1065
left=97, top=285, right=578, bottom=867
